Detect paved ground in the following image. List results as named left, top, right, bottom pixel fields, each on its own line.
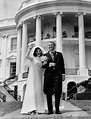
left=0, top=100, right=90, bottom=119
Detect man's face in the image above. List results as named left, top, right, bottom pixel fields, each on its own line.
left=48, top=42, right=55, bottom=52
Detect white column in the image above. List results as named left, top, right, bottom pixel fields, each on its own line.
left=2, top=35, right=8, bottom=79
left=78, top=12, right=88, bottom=75
left=21, top=21, right=27, bottom=73
left=56, top=12, right=62, bottom=52
left=16, top=25, right=22, bottom=75
left=36, top=15, right=41, bottom=46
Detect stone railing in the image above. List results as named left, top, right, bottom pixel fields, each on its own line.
left=65, top=68, right=78, bottom=75
left=22, top=68, right=78, bottom=79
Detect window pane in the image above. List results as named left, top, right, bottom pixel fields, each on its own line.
left=11, top=38, right=17, bottom=51
left=10, top=62, right=16, bottom=77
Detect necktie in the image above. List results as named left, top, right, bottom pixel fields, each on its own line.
left=51, top=51, right=54, bottom=61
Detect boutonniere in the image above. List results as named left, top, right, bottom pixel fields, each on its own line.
left=55, top=52, right=58, bottom=55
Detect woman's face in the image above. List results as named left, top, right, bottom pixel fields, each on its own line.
left=36, top=48, right=42, bottom=57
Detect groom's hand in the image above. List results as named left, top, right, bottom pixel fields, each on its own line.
left=49, top=62, right=56, bottom=67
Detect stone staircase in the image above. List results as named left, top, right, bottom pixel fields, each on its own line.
left=0, top=100, right=90, bottom=119
left=0, top=75, right=18, bottom=102
left=0, top=85, right=16, bottom=102
left=0, top=101, right=22, bottom=116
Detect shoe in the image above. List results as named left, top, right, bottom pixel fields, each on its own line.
left=37, top=112, right=45, bottom=114
left=48, top=112, right=53, bottom=115
left=55, top=111, right=62, bottom=114
left=28, top=110, right=37, bottom=115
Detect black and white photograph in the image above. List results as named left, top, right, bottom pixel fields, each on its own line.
left=0, top=0, right=91, bottom=119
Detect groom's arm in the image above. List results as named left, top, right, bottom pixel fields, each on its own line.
left=55, top=52, right=65, bottom=81
left=60, top=52, right=65, bottom=81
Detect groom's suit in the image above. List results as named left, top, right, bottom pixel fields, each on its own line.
left=43, top=51, right=65, bottom=114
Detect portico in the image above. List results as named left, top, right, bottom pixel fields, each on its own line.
left=16, top=12, right=88, bottom=76
left=15, top=0, right=91, bottom=100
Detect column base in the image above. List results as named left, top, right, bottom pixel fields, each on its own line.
left=77, top=68, right=88, bottom=75
left=62, top=81, right=67, bottom=100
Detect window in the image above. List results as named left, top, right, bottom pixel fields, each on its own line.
left=53, top=26, right=56, bottom=32
left=74, top=26, right=78, bottom=32
left=11, top=38, right=17, bottom=51
left=10, top=62, right=16, bottom=77
left=74, top=26, right=78, bottom=37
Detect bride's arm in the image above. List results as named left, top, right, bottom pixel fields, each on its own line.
left=25, top=45, right=34, bottom=61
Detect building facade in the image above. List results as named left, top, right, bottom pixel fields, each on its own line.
left=0, top=0, right=91, bottom=100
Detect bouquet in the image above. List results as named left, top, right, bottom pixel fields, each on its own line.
left=41, top=56, right=48, bottom=65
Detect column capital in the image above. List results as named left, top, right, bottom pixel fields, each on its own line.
left=17, top=23, right=22, bottom=30
left=54, top=12, right=63, bottom=17
left=33, top=14, right=41, bottom=19
left=37, top=14, right=41, bottom=18
left=76, top=12, right=86, bottom=17
left=22, top=20, right=28, bottom=25
left=3, top=34, right=9, bottom=38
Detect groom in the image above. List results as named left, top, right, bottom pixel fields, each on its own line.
left=42, top=41, right=65, bottom=114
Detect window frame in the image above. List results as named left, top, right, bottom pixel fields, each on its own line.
left=10, top=62, right=16, bottom=77
left=11, top=37, right=17, bottom=51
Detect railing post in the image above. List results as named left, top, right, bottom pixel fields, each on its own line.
left=3, top=95, right=6, bottom=102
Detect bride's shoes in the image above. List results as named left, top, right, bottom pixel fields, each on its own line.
left=28, top=110, right=37, bottom=115
left=28, top=110, right=45, bottom=115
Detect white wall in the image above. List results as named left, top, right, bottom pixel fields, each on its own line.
left=0, top=28, right=17, bottom=81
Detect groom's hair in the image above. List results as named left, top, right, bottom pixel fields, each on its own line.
left=49, top=41, right=56, bottom=47
left=33, top=47, right=43, bottom=57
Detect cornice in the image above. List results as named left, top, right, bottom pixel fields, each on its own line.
left=15, top=0, right=91, bottom=24
left=7, top=54, right=16, bottom=60
left=0, top=25, right=16, bottom=31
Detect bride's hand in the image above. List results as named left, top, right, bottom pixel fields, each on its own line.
left=28, top=44, right=35, bottom=50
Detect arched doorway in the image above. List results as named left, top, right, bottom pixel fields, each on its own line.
left=67, top=81, right=77, bottom=99
left=22, top=84, right=26, bottom=101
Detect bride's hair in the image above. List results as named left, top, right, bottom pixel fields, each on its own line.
left=33, top=47, right=43, bottom=57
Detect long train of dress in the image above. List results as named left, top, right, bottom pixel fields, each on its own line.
left=21, top=57, right=46, bottom=114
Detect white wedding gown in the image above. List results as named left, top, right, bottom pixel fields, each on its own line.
left=21, top=57, right=46, bottom=114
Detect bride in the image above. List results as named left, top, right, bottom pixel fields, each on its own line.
left=21, top=44, right=46, bottom=114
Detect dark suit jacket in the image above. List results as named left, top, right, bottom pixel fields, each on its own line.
left=43, top=51, right=65, bottom=95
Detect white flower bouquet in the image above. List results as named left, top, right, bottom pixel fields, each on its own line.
left=41, top=56, right=48, bottom=65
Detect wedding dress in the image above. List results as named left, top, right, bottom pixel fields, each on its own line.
left=21, top=56, right=45, bottom=114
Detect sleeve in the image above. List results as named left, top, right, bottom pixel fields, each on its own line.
left=24, top=48, right=34, bottom=67
left=24, top=59, right=31, bottom=67
left=61, top=53, right=65, bottom=74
